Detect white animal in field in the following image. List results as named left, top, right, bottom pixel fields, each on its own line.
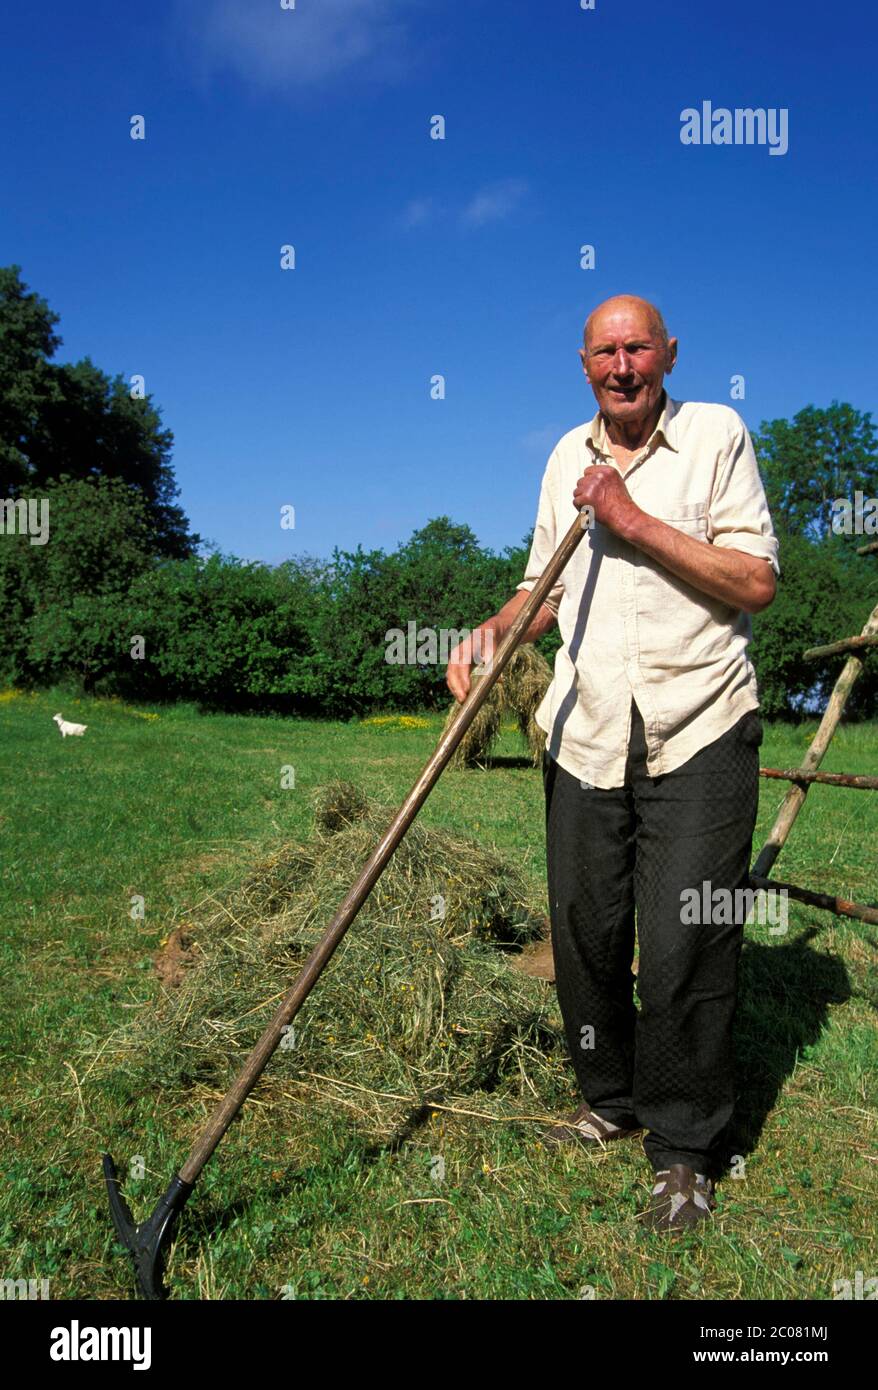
left=53, top=713, right=88, bottom=738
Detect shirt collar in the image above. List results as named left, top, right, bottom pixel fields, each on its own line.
left=585, top=391, right=680, bottom=457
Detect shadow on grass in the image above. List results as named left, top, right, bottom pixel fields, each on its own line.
left=725, top=927, right=852, bottom=1172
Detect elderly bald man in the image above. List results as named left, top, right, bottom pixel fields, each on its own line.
left=446, top=295, right=779, bottom=1228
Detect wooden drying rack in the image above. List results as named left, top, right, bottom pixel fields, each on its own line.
left=750, top=538, right=878, bottom=926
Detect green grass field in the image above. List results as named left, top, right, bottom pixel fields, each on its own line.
left=1, top=687, right=876, bottom=1301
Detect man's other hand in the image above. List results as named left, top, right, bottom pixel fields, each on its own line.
left=446, top=632, right=476, bottom=703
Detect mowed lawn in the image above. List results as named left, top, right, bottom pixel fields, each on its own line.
left=1, top=687, right=876, bottom=1301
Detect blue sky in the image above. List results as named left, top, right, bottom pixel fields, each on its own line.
left=2, top=0, right=876, bottom=564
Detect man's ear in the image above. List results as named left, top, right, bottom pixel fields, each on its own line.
left=578, top=346, right=590, bottom=379
left=665, top=337, right=679, bottom=374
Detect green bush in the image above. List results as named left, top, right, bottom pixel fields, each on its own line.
left=0, top=475, right=155, bottom=688
left=2, top=481, right=873, bottom=720
left=117, top=554, right=319, bottom=707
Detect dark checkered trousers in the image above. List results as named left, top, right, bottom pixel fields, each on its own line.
left=543, top=698, right=763, bottom=1176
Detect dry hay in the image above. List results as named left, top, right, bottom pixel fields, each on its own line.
left=445, top=644, right=551, bottom=768
left=98, top=782, right=564, bottom=1140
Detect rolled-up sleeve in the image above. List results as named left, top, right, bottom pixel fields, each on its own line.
left=516, top=451, right=564, bottom=616
left=708, top=417, right=781, bottom=577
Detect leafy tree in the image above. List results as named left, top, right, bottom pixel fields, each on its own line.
left=35, top=358, right=194, bottom=559
left=749, top=402, right=878, bottom=718
left=0, top=265, right=196, bottom=557
left=754, top=402, right=878, bottom=544
left=0, top=265, right=61, bottom=489
left=750, top=532, right=875, bottom=717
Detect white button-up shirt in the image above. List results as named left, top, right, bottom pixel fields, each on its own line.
left=516, top=394, right=780, bottom=788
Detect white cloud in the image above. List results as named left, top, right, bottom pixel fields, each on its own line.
left=400, top=196, right=434, bottom=229
left=175, top=0, right=420, bottom=92
left=460, top=178, right=528, bottom=228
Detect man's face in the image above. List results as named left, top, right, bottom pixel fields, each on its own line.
left=579, top=305, right=677, bottom=429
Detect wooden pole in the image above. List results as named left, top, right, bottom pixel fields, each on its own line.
left=803, top=633, right=878, bottom=661
left=759, top=767, right=878, bottom=791
left=752, top=600, right=878, bottom=879
left=750, top=874, right=878, bottom=926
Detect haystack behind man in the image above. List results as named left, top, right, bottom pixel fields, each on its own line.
left=447, top=295, right=779, bottom=1228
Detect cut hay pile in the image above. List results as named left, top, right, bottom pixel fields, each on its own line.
left=445, top=643, right=552, bottom=768
left=102, top=783, right=564, bottom=1140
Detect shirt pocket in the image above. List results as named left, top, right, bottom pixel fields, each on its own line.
left=651, top=499, right=709, bottom=536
